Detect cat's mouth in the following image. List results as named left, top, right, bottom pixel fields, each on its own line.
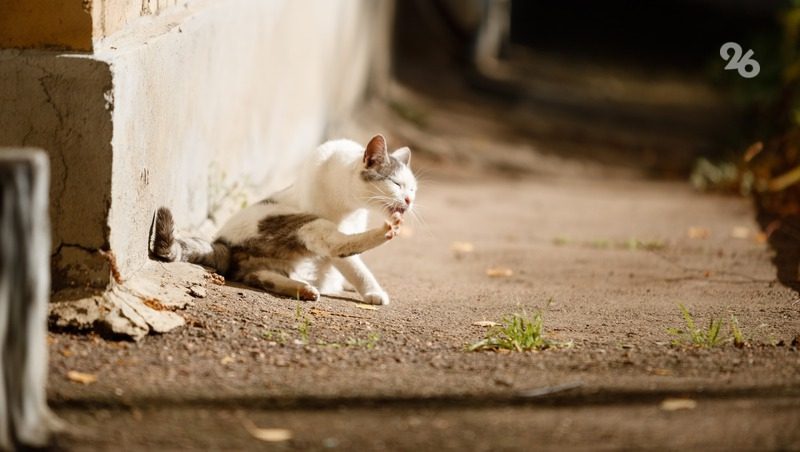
left=387, top=204, right=407, bottom=216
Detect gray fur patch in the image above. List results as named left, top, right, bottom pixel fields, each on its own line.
left=227, top=214, right=319, bottom=280
left=258, top=214, right=318, bottom=251
left=360, top=156, right=402, bottom=181
left=152, top=207, right=175, bottom=260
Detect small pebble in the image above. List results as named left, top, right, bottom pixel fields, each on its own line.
left=189, top=285, right=207, bottom=298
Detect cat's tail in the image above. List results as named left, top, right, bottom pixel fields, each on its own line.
left=150, top=207, right=230, bottom=274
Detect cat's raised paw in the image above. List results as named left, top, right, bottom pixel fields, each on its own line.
left=363, top=291, right=390, bottom=305
left=298, top=284, right=320, bottom=301
left=383, top=213, right=403, bottom=239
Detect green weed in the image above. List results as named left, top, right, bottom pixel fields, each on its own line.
left=262, top=330, right=289, bottom=345
left=345, top=332, right=381, bottom=349
left=667, top=304, right=739, bottom=348
left=730, top=315, right=746, bottom=348
left=625, top=238, right=666, bottom=251
left=295, top=304, right=312, bottom=344
left=552, top=236, right=570, bottom=246
left=554, top=236, right=665, bottom=251
left=469, top=311, right=557, bottom=352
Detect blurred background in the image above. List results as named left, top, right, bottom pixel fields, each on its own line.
left=374, top=0, right=800, bottom=288
left=388, top=0, right=785, bottom=175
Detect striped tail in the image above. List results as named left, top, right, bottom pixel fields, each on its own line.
left=150, top=207, right=230, bottom=274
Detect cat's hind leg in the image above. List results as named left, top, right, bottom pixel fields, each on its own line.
left=241, top=270, right=320, bottom=301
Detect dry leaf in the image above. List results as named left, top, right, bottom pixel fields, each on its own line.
left=67, top=370, right=97, bottom=384
left=660, top=398, right=697, bottom=411
left=355, top=304, right=378, bottom=311
left=687, top=227, right=710, bottom=239
left=648, top=367, right=671, bottom=376
left=743, top=141, right=763, bottom=162
left=220, top=356, right=234, bottom=365
left=309, top=307, right=333, bottom=317
left=451, top=241, right=475, bottom=253
left=472, top=321, right=500, bottom=327
left=249, top=428, right=292, bottom=442
left=486, top=267, right=513, bottom=277
left=205, top=272, right=225, bottom=285
left=242, top=419, right=292, bottom=442
left=143, top=298, right=167, bottom=311
left=730, top=226, right=750, bottom=239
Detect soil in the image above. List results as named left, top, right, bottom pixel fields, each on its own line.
left=49, top=168, right=800, bottom=449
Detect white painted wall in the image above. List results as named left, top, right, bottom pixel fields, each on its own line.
left=0, top=0, right=393, bottom=287
left=102, top=0, right=393, bottom=277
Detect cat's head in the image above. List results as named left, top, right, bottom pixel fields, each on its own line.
left=358, top=134, right=417, bottom=219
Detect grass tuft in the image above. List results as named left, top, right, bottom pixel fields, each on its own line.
left=295, top=304, right=312, bottom=344
left=730, top=315, right=746, bottom=348
left=667, top=304, right=744, bottom=348
left=345, top=332, right=381, bottom=349
left=469, top=310, right=560, bottom=352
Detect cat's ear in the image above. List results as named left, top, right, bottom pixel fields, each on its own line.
left=391, top=147, right=411, bottom=165
left=363, top=134, right=389, bottom=168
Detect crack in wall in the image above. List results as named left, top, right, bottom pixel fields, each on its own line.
left=17, top=56, right=113, bottom=266
left=22, top=59, right=71, bottom=235
left=51, top=242, right=105, bottom=258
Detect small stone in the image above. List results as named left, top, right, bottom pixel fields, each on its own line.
left=189, top=285, right=207, bottom=298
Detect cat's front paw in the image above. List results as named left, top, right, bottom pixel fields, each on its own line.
left=383, top=212, right=403, bottom=240
left=363, top=291, right=390, bottom=306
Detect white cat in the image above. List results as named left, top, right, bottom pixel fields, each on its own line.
left=151, top=134, right=417, bottom=305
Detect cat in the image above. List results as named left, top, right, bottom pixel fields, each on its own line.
left=150, top=134, right=417, bottom=305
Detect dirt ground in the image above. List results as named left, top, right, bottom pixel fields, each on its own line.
left=48, top=164, right=800, bottom=449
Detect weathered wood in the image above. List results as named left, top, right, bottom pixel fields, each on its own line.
left=0, top=150, right=61, bottom=449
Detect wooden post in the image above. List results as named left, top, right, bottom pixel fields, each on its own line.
left=0, top=150, right=61, bottom=449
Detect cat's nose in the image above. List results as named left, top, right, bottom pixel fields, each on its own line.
left=404, top=196, right=411, bottom=206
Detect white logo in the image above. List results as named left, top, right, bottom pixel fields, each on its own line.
left=720, top=42, right=760, bottom=79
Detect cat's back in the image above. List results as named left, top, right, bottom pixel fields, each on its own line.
left=216, top=199, right=306, bottom=244
left=312, top=138, right=363, bottom=166
left=293, top=138, right=364, bottom=212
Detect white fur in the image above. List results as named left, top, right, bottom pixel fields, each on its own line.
left=216, top=137, right=416, bottom=305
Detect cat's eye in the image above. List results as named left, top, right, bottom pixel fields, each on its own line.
left=390, top=179, right=402, bottom=188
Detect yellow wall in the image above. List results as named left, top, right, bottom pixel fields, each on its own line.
left=0, top=0, right=186, bottom=50
left=0, top=0, right=93, bottom=50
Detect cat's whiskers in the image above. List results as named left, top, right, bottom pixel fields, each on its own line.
left=405, top=205, right=436, bottom=238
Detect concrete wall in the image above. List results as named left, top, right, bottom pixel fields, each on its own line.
left=92, top=0, right=187, bottom=41
left=0, top=53, right=114, bottom=288
left=104, top=0, right=392, bottom=278
left=0, top=0, right=393, bottom=291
